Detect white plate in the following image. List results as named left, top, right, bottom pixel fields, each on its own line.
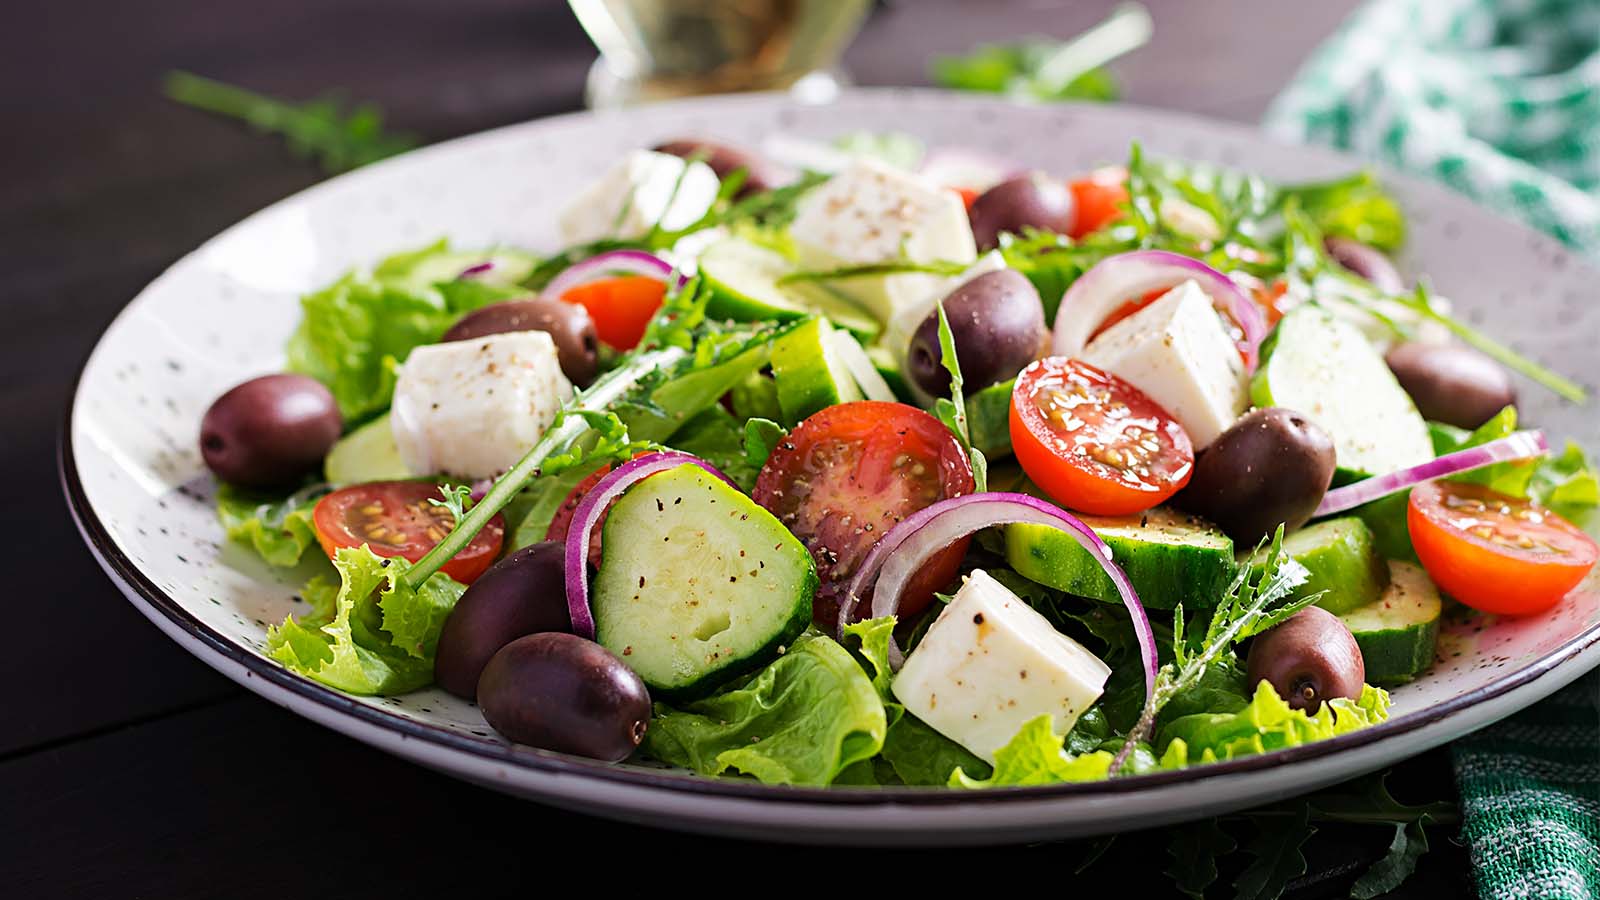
left=63, top=89, right=1600, bottom=846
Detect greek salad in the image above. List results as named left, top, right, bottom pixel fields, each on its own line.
left=199, top=134, right=1598, bottom=787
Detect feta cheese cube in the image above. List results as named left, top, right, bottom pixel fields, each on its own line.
left=892, top=569, right=1111, bottom=764
left=390, top=331, right=573, bottom=479
left=788, top=160, right=977, bottom=324
left=557, top=150, right=720, bottom=246
left=1080, top=280, right=1248, bottom=448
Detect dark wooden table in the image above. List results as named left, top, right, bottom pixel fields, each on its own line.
left=5, top=0, right=1471, bottom=895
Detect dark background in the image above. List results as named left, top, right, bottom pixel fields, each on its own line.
left=4, top=1, right=1470, bottom=896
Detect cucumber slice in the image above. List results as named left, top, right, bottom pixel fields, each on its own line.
left=324, top=414, right=412, bottom=485
left=867, top=344, right=915, bottom=402
left=1339, top=560, right=1442, bottom=684
left=699, top=238, right=880, bottom=341
left=828, top=328, right=896, bottom=402
left=967, top=377, right=1015, bottom=461
left=770, top=317, right=864, bottom=425
left=1252, top=305, right=1432, bottom=480
left=592, top=464, right=816, bottom=698
left=1246, top=517, right=1390, bottom=615
left=1005, top=507, right=1237, bottom=610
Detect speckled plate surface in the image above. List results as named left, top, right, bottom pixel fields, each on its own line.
left=63, top=90, right=1600, bottom=846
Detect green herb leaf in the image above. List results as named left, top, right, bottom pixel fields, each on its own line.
left=934, top=300, right=987, bottom=491
left=742, top=417, right=787, bottom=471
left=426, top=483, right=473, bottom=527
left=930, top=3, right=1149, bottom=102
left=1232, top=803, right=1315, bottom=900
left=1166, top=818, right=1237, bottom=898
left=165, top=71, right=418, bottom=175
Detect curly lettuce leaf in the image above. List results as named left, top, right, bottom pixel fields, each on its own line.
left=1158, top=681, right=1390, bottom=764
left=950, top=715, right=1190, bottom=788
left=285, top=240, right=527, bottom=423
left=264, top=546, right=464, bottom=695
left=642, top=632, right=887, bottom=786
left=215, top=483, right=326, bottom=568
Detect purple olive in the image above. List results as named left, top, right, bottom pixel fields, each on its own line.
left=652, top=138, right=786, bottom=198
left=967, top=173, right=1076, bottom=251
left=199, top=374, right=342, bottom=488
left=907, top=269, right=1045, bottom=396
left=435, top=542, right=572, bottom=700
left=477, top=632, right=651, bottom=762
left=442, top=298, right=600, bottom=387
left=1246, top=607, right=1365, bottom=712
left=1325, top=237, right=1404, bottom=293
left=1385, top=341, right=1515, bottom=430
left=1174, top=408, right=1337, bottom=547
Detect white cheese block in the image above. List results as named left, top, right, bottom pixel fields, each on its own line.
left=882, top=251, right=1009, bottom=366
left=891, top=569, right=1111, bottom=764
left=557, top=150, right=720, bottom=246
left=788, top=159, right=977, bottom=324
left=390, top=331, right=574, bottom=479
left=1080, top=280, right=1248, bottom=448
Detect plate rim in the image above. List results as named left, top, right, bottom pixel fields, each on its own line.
left=61, top=87, right=1600, bottom=807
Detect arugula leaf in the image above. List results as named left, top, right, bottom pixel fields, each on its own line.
left=165, top=71, right=418, bottom=174
left=742, top=417, right=786, bottom=471
left=667, top=406, right=761, bottom=493
left=1165, top=818, right=1237, bottom=899
left=932, top=300, right=988, bottom=491
left=215, top=482, right=327, bottom=568
left=1351, top=821, right=1430, bottom=899
left=1233, top=803, right=1315, bottom=900
left=265, top=546, right=464, bottom=694
left=642, top=632, right=887, bottom=786
left=504, top=461, right=604, bottom=551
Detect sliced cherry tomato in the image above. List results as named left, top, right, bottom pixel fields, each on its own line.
left=1009, top=357, right=1194, bottom=515
left=313, top=481, right=505, bottom=584
left=1408, top=480, right=1597, bottom=615
left=1089, top=289, right=1168, bottom=342
left=545, top=461, right=614, bottom=568
left=559, top=275, right=667, bottom=350
left=753, top=401, right=976, bottom=626
left=1068, top=167, right=1129, bottom=238
left=952, top=186, right=980, bottom=211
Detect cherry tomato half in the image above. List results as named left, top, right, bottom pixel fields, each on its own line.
left=313, top=481, right=505, bottom=584
left=1408, top=480, right=1597, bottom=615
left=559, top=275, right=667, bottom=350
left=1009, top=357, right=1194, bottom=515
left=753, top=401, right=976, bottom=626
left=1068, top=168, right=1129, bottom=238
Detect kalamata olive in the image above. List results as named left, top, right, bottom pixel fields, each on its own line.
left=652, top=138, right=785, bottom=197
left=477, top=632, right=650, bottom=762
left=967, top=173, right=1076, bottom=251
left=1324, top=237, right=1405, bottom=293
left=434, top=542, right=572, bottom=700
left=199, top=374, right=342, bottom=488
left=1174, top=407, right=1336, bottom=547
left=1384, top=341, right=1515, bottom=430
left=907, top=269, right=1045, bottom=396
left=1246, top=607, right=1365, bottom=712
left=442, top=298, right=600, bottom=387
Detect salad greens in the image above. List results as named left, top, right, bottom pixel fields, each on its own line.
left=165, top=71, right=418, bottom=175
left=931, top=2, right=1151, bottom=103
left=266, top=546, right=463, bottom=695
left=216, top=482, right=325, bottom=568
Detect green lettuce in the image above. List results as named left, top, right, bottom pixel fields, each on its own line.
left=643, top=632, right=887, bottom=786
left=215, top=483, right=326, bottom=568
left=950, top=715, right=1189, bottom=788
left=879, top=714, right=992, bottom=786
left=264, top=546, right=465, bottom=695
left=285, top=240, right=528, bottom=423
left=1158, top=681, right=1390, bottom=764
left=665, top=406, right=761, bottom=493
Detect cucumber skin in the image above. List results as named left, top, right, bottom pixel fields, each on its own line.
left=1250, top=518, right=1390, bottom=616
left=323, top=414, right=412, bottom=485
left=592, top=467, right=816, bottom=700
left=1005, top=518, right=1238, bottom=611
left=1340, top=562, right=1442, bottom=684
left=770, top=318, right=860, bottom=426
left=966, top=378, right=1015, bottom=461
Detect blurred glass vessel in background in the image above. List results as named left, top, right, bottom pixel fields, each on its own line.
left=570, top=0, right=871, bottom=107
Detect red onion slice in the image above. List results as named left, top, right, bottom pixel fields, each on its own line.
left=839, top=492, right=1157, bottom=701
left=563, top=451, right=734, bottom=640
left=457, top=261, right=495, bottom=279
left=543, top=249, right=687, bottom=302
left=1314, top=431, right=1549, bottom=517
left=1052, top=249, right=1267, bottom=372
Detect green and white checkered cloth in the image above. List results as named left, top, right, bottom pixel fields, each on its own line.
left=1266, top=0, right=1600, bottom=254
left=1267, top=2, right=1600, bottom=897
